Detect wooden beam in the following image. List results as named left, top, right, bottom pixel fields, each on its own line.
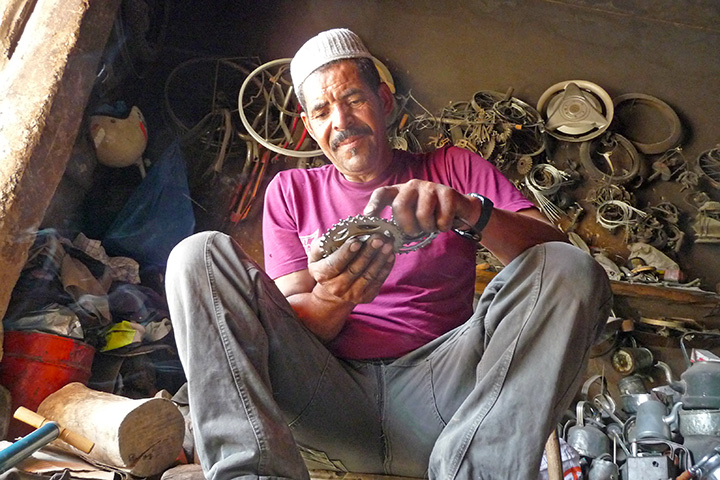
left=0, top=0, right=121, bottom=359
left=0, top=0, right=37, bottom=70
left=477, top=266, right=720, bottom=303
left=609, top=280, right=720, bottom=306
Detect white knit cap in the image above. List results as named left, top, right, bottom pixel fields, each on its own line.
left=290, top=28, right=373, bottom=95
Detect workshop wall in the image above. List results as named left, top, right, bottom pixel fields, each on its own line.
left=166, top=0, right=720, bottom=285
left=44, top=0, right=720, bottom=288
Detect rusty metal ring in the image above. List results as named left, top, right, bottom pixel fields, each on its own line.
left=579, top=132, right=646, bottom=185
left=612, top=93, right=683, bottom=155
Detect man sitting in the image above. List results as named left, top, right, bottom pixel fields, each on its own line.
left=166, top=28, right=612, bottom=480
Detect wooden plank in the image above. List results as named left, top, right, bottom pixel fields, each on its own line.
left=0, top=0, right=121, bottom=359
left=476, top=265, right=720, bottom=329
left=609, top=280, right=720, bottom=305
left=476, top=266, right=720, bottom=305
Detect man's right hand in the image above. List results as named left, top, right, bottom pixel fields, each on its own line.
left=275, top=232, right=395, bottom=342
left=308, top=233, right=396, bottom=307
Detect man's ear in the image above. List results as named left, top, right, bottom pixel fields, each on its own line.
left=300, top=111, right=316, bottom=141
left=378, top=82, right=395, bottom=117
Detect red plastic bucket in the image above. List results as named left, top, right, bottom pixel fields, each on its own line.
left=0, top=330, right=95, bottom=439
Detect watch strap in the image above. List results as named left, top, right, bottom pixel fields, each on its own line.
left=453, top=193, right=493, bottom=242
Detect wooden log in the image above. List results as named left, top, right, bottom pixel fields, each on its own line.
left=0, top=0, right=36, bottom=70
left=37, top=382, right=184, bottom=477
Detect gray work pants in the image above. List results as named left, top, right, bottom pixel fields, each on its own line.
left=166, top=231, right=612, bottom=480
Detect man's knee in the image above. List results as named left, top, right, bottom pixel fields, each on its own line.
left=539, top=242, right=610, bottom=297
left=538, top=242, right=613, bottom=339
left=167, top=231, right=227, bottom=278
left=166, top=231, right=263, bottom=305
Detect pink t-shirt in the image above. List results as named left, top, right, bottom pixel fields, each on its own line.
left=262, top=146, right=535, bottom=359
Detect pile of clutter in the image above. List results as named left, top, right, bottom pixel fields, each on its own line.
left=561, top=347, right=720, bottom=479
left=3, top=229, right=172, bottom=355
left=0, top=229, right=185, bottom=403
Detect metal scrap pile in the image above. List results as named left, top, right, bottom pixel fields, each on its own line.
left=562, top=327, right=720, bottom=479
left=389, top=81, right=720, bottom=290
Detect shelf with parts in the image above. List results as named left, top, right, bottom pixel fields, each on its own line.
left=475, top=265, right=720, bottom=330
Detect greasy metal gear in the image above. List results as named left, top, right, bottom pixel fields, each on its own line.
left=319, top=215, right=437, bottom=257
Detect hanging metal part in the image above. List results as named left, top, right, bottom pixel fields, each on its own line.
left=388, top=113, right=410, bottom=151
left=237, top=58, right=322, bottom=158
left=693, top=201, right=720, bottom=244
left=516, top=155, right=534, bottom=176
left=319, top=215, right=438, bottom=257
left=164, top=56, right=257, bottom=136
left=566, top=400, right=611, bottom=459
left=648, top=146, right=687, bottom=183
left=590, top=184, right=634, bottom=206
left=697, top=145, right=720, bottom=189
left=678, top=170, right=701, bottom=191
left=537, top=80, right=614, bottom=142
left=524, top=164, right=573, bottom=223
left=397, top=89, right=545, bottom=171
left=579, top=132, right=646, bottom=186
left=593, top=392, right=627, bottom=427
left=595, top=200, right=647, bottom=236
left=471, top=90, right=506, bottom=111
left=611, top=347, right=654, bottom=375
left=612, top=93, right=683, bottom=155
left=163, top=55, right=265, bottom=201
left=631, top=202, right=685, bottom=253
left=621, top=452, right=678, bottom=479
left=682, top=445, right=720, bottom=480
left=491, top=93, right=546, bottom=160
left=228, top=147, right=270, bottom=224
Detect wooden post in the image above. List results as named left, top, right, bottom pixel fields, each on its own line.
left=0, top=0, right=36, bottom=71
left=0, top=0, right=121, bottom=359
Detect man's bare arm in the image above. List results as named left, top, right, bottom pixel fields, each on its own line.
left=479, top=206, right=568, bottom=265
left=364, top=180, right=567, bottom=266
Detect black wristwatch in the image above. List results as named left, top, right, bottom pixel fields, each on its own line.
left=453, top=193, right=494, bottom=242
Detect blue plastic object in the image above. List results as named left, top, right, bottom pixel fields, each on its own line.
left=0, top=421, right=60, bottom=474
left=103, top=139, right=195, bottom=269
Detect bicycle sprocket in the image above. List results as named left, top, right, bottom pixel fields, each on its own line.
left=319, top=215, right=437, bottom=257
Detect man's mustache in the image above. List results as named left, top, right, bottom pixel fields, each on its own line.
left=330, top=125, right=373, bottom=151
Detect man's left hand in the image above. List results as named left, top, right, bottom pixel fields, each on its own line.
left=363, top=179, right=480, bottom=236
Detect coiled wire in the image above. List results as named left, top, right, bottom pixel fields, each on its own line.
left=596, top=200, right=647, bottom=232
left=524, top=164, right=572, bottom=222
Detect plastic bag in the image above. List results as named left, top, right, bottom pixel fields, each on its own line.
left=103, top=139, right=195, bottom=269
left=4, top=304, right=84, bottom=339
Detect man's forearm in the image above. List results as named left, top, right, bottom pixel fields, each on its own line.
left=480, top=208, right=569, bottom=266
